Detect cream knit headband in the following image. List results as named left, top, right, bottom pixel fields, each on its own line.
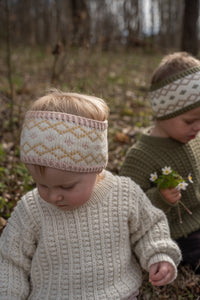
left=149, top=67, right=200, bottom=119
left=20, top=111, right=108, bottom=173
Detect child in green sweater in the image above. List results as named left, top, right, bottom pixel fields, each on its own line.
left=120, top=52, right=200, bottom=273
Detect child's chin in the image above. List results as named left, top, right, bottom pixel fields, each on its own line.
left=56, top=205, right=70, bottom=210
left=187, top=135, right=196, bottom=142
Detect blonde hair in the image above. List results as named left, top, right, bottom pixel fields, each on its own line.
left=26, top=90, right=109, bottom=177
left=30, top=90, right=109, bottom=122
left=151, top=52, right=200, bottom=85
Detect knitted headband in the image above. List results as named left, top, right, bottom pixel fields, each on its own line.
left=149, top=66, right=200, bottom=120
left=20, top=111, right=108, bottom=173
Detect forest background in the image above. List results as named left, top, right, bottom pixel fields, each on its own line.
left=0, top=0, right=200, bottom=299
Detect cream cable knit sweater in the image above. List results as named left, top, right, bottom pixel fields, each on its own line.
left=0, top=170, right=181, bottom=300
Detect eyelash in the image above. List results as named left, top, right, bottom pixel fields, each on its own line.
left=184, top=120, right=193, bottom=125
left=38, top=184, right=75, bottom=190
left=61, top=185, right=74, bottom=190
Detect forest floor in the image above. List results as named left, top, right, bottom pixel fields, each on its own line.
left=0, top=46, right=200, bottom=299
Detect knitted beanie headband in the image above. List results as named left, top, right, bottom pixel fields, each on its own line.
left=20, top=111, right=108, bottom=173
left=149, top=66, right=200, bottom=120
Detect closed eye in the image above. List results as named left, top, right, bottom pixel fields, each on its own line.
left=61, top=185, right=75, bottom=190
left=38, top=184, right=48, bottom=189
left=185, top=120, right=194, bottom=125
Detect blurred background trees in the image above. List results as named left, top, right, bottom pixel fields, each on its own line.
left=0, top=0, right=199, bottom=55
left=1, top=2, right=200, bottom=296
left=181, top=0, right=199, bottom=56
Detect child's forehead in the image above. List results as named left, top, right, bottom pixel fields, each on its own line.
left=26, top=164, right=47, bottom=177
left=26, top=164, right=89, bottom=183
left=182, top=106, right=200, bottom=118
left=27, top=164, right=74, bottom=176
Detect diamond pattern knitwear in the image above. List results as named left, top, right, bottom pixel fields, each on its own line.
left=149, top=67, right=200, bottom=120
left=20, top=111, right=108, bottom=172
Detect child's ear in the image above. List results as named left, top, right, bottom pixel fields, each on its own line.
left=96, top=171, right=104, bottom=182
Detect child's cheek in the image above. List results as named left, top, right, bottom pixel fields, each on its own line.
left=38, top=188, right=46, bottom=201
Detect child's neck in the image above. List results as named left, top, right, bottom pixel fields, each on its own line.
left=150, top=126, right=168, bottom=138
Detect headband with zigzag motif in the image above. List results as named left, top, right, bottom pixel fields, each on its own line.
left=20, top=111, right=108, bottom=173
left=149, top=67, right=200, bottom=120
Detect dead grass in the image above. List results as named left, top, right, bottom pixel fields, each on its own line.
left=0, top=46, right=200, bottom=299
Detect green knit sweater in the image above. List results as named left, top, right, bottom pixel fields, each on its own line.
left=120, top=129, right=200, bottom=240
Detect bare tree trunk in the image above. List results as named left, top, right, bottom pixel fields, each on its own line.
left=181, top=0, right=199, bottom=56
left=43, top=0, right=51, bottom=45
left=70, top=0, right=90, bottom=46
left=34, top=0, right=41, bottom=45
left=123, top=0, right=141, bottom=47
left=175, top=0, right=184, bottom=48
left=5, top=0, right=14, bottom=131
left=51, top=0, right=62, bottom=83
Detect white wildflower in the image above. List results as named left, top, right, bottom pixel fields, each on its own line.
left=176, top=182, right=188, bottom=191
left=149, top=172, right=158, bottom=182
left=162, top=166, right=172, bottom=175
left=188, top=173, right=193, bottom=183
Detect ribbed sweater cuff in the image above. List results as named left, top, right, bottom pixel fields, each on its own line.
left=0, top=296, right=22, bottom=300
left=147, top=254, right=177, bottom=283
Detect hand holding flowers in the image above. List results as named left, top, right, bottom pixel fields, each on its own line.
left=150, top=167, right=193, bottom=223
left=159, top=188, right=181, bottom=205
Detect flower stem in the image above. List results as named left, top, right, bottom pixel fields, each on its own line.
left=179, top=200, right=192, bottom=215
left=177, top=204, right=182, bottom=224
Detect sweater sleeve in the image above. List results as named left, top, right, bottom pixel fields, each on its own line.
left=0, top=194, right=38, bottom=300
left=128, top=182, right=181, bottom=280
left=120, top=147, right=173, bottom=212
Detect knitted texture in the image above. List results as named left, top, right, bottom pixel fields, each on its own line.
left=0, top=170, right=181, bottom=300
left=120, top=130, right=200, bottom=240
left=20, top=111, right=108, bottom=172
left=149, top=67, right=200, bottom=120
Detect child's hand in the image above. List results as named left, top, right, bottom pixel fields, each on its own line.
left=160, top=187, right=181, bottom=204
left=149, top=261, right=175, bottom=286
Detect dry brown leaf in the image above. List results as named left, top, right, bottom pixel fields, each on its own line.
left=114, top=132, right=130, bottom=144
left=0, top=217, right=6, bottom=231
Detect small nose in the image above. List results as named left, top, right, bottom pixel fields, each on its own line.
left=194, top=121, right=200, bottom=131
left=49, top=190, right=63, bottom=203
